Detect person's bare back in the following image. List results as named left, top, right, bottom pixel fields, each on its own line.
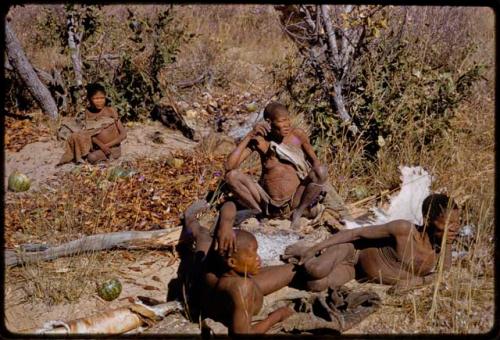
left=180, top=200, right=296, bottom=335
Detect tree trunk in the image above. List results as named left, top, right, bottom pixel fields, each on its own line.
left=320, top=5, right=358, bottom=134
left=5, top=227, right=182, bottom=267
left=66, top=11, right=84, bottom=87
left=4, top=22, right=58, bottom=119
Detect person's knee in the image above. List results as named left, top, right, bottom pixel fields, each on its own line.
left=220, top=201, right=237, bottom=215
left=224, top=169, right=241, bottom=185
left=87, top=152, right=100, bottom=164
left=304, top=260, right=327, bottom=279
left=313, top=165, right=328, bottom=184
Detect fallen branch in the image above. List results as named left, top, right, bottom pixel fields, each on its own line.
left=27, top=299, right=183, bottom=334
left=176, top=70, right=209, bottom=89
left=5, top=227, right=182, bottom=267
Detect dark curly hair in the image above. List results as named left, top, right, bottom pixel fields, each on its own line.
left=422, top=193, right=458, bottom=224
left=86, top=83, right=106, bottom=100
left=263, top=101, right=289, bottom=121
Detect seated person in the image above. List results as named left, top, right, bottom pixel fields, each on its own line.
left=282, top=194, right=461, bottom=292
left=180, top=200, right=296, bottom=335
left=218, top=102, right=328, bottom=254
left=57, top=83, right=127, bottom=165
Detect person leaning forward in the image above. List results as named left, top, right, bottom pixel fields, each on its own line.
left=216, top=102, right=328, bottom=255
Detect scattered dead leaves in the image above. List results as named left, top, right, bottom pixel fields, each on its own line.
left=5, top=114, right=52, bottom=152
left=5, top=150, right=225, bottom=248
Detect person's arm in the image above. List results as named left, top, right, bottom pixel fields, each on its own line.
left=229, top=281, right=293, bottom=334
left=104, top=120, right=127, bottom=148
left=287, top=220, right=412, bottom=265
left=388, top=273, right=437, bottom=294
left=91, top=136, right=111, bottom=156
left=295, top=128, right=322, bottom=169
left=225, top=122, right=270, bottom=171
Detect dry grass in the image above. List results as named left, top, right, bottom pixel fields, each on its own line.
left=4, top=4, right=495, bottom=334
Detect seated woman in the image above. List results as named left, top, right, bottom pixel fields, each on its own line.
left=57, top=83, right=127, bottom=165
left=180, top=200, right=297, bottom=335
left=282, top=194, right=461, bottom=292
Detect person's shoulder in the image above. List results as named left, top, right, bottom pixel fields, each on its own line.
left=291, top=128, right=309, bottom=142
left=386, top=219, right=414, bottom=235
left=104, top=106, right=119, bottom=118
left=223, top=276, right=258, bottom=299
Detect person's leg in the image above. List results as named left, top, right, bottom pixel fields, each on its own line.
left=303, top=243, right=355, bottom=280
left=87, top=149, right=107, bottom=164
left=225, top=169, right=264, bottom=212
left=290, top=165, right=328, bottom=229
left=305, top=263, right=355, bottom=292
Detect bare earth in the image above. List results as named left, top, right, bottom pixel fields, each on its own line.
left=4, top=121, right=196, bottom=192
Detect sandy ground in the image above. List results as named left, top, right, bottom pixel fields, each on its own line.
left=5, top=121, right=196, bottom=192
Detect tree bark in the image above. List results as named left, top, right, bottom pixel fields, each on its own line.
left=66, top=11, right=84, bottom=87
left=5, top=227, right=181, bottom=267
left=4, top=22, right=58, bottom=119
left=320, top=5, right=358, bottom=134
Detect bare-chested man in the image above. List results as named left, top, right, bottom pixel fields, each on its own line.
left=282, top=194, right=461, bottom=292
left=57, top=83, right=127, bottom=165
left=180, top=200, right=296, bottom=335
left=218, top=102, right=328, bottom=254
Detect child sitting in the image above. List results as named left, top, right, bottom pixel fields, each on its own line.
left=180, top=200, right=297, bottom=335
left=57, top=83, right=127, bottom=165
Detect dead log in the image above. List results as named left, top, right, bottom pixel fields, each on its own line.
left=27, top=299, right=183, bottom=334
left=4, top=21, right=58, bottom=120
left=5, top=227, right=182, bottom=267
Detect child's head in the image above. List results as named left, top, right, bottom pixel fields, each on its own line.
left=86, top=83, right=107, bottom=110
left=224, top=230, right=261, bottom=276
left=264, top=102, right=291, bottom=138
left=422, top=194, right=460, bottom=240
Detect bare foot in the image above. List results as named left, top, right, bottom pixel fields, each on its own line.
left=290, top=210, right=304, bottom=230
left=184, top=199, right=210, bottom=220
left=281, top=241, right=311, bottom=263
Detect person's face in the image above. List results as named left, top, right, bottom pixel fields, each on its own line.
left=228, top=239, right=261, bottom=276
left=269, top=112, right=291, bottom=138
left=432, top=208, right=461, bottom=241
left=89, top=91, right=106, bottom=110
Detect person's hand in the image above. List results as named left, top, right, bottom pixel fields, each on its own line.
left=249, top=122, right=271, bottom=138
left=101, top=145, right=112, bottom=156
left=446, top=222, right=460, bottom=244
left=297, top=247, right=318, bottom=265
left=272, top=306, right=294, bottom=322
left=216, top=225, right=237, bottom=256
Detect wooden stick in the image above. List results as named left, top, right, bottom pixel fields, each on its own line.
left=5, top=227, right=182, bottom=267
left=349, top=189, right=390, bottom=207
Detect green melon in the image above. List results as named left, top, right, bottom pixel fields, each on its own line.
left=97, top=278, right=122, bottom=301
left=8, top=171, right=31, bottom=192
left=107, top=166, right=135, bottom=181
